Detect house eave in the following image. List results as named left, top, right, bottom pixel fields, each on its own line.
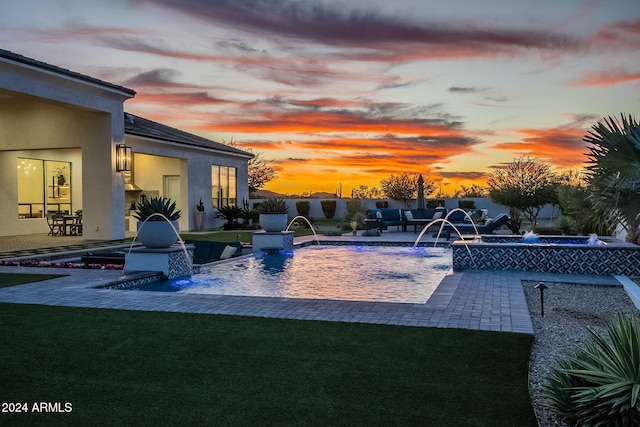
left=125, top=132, right=254, bottom=159
left=0, top=48, right=136, bottom=98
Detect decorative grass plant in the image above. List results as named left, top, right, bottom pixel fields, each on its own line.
left=543, top=314, right=640, bottom=425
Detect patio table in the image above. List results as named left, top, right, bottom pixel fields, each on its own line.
left=62, top=215, right=82, bottom=236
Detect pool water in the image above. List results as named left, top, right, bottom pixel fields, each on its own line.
left=134, top=245, right=453, bottom=303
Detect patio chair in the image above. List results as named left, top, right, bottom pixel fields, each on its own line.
left=70, top=212, right=83, bottom=235
left=46, top=213, right=64, bottom=236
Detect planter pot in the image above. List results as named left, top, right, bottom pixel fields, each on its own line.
left=259, top=214, right=288, bottom=232
left=137, top=220, right=180, bottom=248
left=193, top=211, right=206, bottom=231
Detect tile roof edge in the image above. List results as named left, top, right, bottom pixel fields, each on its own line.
left=124, top=113, right=253, bottom=158
left=0, top=48, right=136, bottom=96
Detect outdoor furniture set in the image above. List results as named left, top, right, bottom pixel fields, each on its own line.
left=46, top=212, right=83, bottom=236
left=365, top=207, right=510, bottom=235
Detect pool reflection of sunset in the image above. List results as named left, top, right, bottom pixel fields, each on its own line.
left=171, top=246, right=454, bottom=304
left=3, top=0, right=638, bottom=195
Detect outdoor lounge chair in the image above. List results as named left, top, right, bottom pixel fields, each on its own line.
left=404, top=207, right=447, bottom=232
left=448, top=213, right=510, bottom=235
left=365, top=209, right=405, bottom=231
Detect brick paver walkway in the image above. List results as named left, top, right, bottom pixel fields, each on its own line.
left=0, top=263, right=625, bottom=335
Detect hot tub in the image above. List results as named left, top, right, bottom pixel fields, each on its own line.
left=452, top=235, right=640, bottom=275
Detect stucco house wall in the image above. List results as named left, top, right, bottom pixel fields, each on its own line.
left=0, top=50, right=133, bottom=239
left=0, top=49, right=251, bottom=239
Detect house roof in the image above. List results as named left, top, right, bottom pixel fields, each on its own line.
left=0, top=48, right=136, bottom=96
left=124, top=113, right=252, bottom=158
left=1, top=49, right=249, bottom=158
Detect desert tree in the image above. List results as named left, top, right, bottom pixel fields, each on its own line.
left=380, top=172, right=436, bottom=209
left=226, top=140, right=277, bottom=194
left=453, top=183, right=489, bottom=198
left=351, top=185, right=382, bottom=199
left=487, top=156, right=559, bottom=228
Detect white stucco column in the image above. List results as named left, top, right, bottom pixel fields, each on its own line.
left=81, top=110, right=126, bottom=240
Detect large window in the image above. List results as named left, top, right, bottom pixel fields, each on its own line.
left=17, top=158, right=71, bottom=218
left=211, top=165, right=237, bottom=208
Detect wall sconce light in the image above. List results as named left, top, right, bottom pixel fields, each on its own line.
left=116, top=144, right=132, bottom=172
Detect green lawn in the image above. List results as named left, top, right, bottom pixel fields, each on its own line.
left=181, top=227, right=325, bottom=244
left=0, top=302, right=536, bottom=426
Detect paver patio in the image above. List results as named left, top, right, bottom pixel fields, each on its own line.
left=0, top=232, right=630, bottom=334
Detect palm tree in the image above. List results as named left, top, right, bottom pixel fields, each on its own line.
left=584, top=114, right=640, bottom=244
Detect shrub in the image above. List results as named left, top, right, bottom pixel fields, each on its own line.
left=533, top=226, right=563, bottom=235
left=426, top=199, right=445, bottom=208
left=543, top=315, right=640, bottom=426
left=458, top=200, right=476, bottom=209
left=295, top=200, right=311, bottom=217
left=375, top=200, right=389, bottom=209
left=217, top=205, right=243, bottom=230
left=345, top=199, right=367, bottom=220
left=555, top=215, right=577, bottom=234
left=350, top=212, right=366, bottom=230
left=320, top=200, right=337, bottom=219
left=289, top=216, right=315, bottom=228
left=240, top=208, right=258, bottom=227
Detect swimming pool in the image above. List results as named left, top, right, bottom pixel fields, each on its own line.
left=133, top=245, right=453, bottom=303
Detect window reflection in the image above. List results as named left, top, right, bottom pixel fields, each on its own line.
left=17, top=158, right=72, bottom=218
left=211, top=165, right=237, bottom=208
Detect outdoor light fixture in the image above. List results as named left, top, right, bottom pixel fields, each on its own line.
left=116, top=144, right=132, bottom=172
left=534, top=282, right=547, bottom=316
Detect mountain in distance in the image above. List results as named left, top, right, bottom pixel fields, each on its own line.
left=252, top=190, right=339, bottom=199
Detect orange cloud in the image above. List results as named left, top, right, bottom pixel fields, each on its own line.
left=490, top=126, right=589, bottom=168
left=571, top=70, right=640, bottom=87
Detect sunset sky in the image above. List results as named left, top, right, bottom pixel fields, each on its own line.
left=1, top=0, right=639, bottom=196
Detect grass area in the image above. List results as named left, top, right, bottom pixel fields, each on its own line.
left=0, top=273, right=66, bottom=289
left=181, top=230, right=258, bottom=243
left=311, top=217, right=342, bottom=228
left=181, top=226, right=331, bottom=243
left=0, top=303, right=536, bottom=426
left=180, top=218, right=343, bottom=243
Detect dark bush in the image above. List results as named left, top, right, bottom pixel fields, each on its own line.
left=345, top=199, right=366, bottom=221
left=375, top=200, right=389, bottom=209
left=320, top=200, right=337, bottom=219
left=217, top=205, right=243, bottom=230
left=426, top=199, right=445, bottom=208
left=295, top=200, right=311, bottom=217
left=533, top=226, right=563, bottom=235
left=458, top=200, right=476, bottom=209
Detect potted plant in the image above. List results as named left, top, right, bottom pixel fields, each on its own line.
left=133, top=196, right=182, bottom=248
left=258, top=198, right=288, bottom=232
left=194, top=198, right=206, bottom=231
